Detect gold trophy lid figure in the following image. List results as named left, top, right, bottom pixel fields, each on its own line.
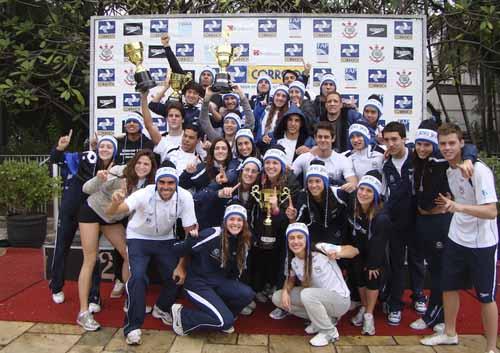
left=212, top=26, right=241, bottom=93
left=168, top=71, right=193, bottom=101
left=124, top=42, right=156, bottom=93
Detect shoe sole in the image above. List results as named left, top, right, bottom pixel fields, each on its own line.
left=351, top=321, right=363, bottom=327
left=77, top=322, right=100, bottom=332
left=126, top=339, right=141, bottom=345
left=387, top=321, right=401, bottom=326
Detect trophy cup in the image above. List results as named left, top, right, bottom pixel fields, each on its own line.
left=212, top=28, right=241, bottom=93
left=168, top=71, right=193, bottom=101
left=124, top=42, right=156, bottom=93
left=251, top=185, right=291, bottom=227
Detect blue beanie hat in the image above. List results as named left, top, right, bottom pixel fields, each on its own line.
left=155, top=167, right=178, bottom=189
left=97, top=135, right=118, bottom=159
left=240, top=157, right=262, bottom=172
left=271, top=85, right=289, bottom=101
left=223, top=112, right=243, bottom=130
left=263, top=146, right=287, bottom=173
left=320, top=73, right=336, bottom=92
left=363, top=99, right=383, bottom=119
left=358, top=172, right=382, bottom=205
left=256, top=73, right=272, bottom=93
left=222, top=93, right=240, bottom=106
left=224, top=203, right=247, bottom=222
left=349, top=123, right=371, bottom=148
left=124, top=113, right=144, bottom=131
left=289, top=80, right=305, bottom=98
left=305, top=163, right=329, bottom=189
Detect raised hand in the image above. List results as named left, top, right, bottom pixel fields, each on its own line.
left=161, top=33, right=170, bottom=47
left=97, top=169, right=109, bottom=182
left=215, top=166, right=228, bottom=185
left=111, top=190, right=126, bottom=205
left=285, top=194, right=297, bottom=221
left=184, top=161, right=198, bottom=174
left=56, top=129, right=72, bottom=151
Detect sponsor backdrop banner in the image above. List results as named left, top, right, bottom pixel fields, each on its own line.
left=91, top=14, right=425, bottom=139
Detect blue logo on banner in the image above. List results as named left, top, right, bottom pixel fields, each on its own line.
left=97, top=69, right=115, bottom=82
left=97, top=117, right=115, bottom=131
left=284, top=43, right=303, bottom=57
left=368, top=69, right=387, bottom=83
left=398, top=118, right=411, bottom=131
left=258, top=19, right=277, bottom=33
left=227, top=65, right=247, bottom=83
left=341, top=94, right=359, bottom=106
left=316, top=43, right=329, bottom=55
left=204, top=19, right=222, bottom=33
left=123, top=93, right=140, bottom=107
left=150, top=68, right=167, bottom=82
left=231, top=43, right=249, bottom=57
left=313, top=19, right=332, bottom=33
left=152, top=117, right=167, bottom=132
left=395, top=21, right=413, bottom=35
left=289, top=17, right=301, bottom=30
left=176, top=43, right=195, bottom=57
left=394, top=95, right=413, bottom=109
left=340, top=44, right=359, bottom=57
left=98, top=21, right=115, bottom=35
left=150, top=19, right=168, bottom=33
left=345, top=68, right=357, bottom=81
left=313, top=68, right=333, bottom=83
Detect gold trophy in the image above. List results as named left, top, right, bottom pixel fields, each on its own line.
left=168, top=71, right=192, bottom=101
left=124, top=42, right=156, bottom=93
left=251, top=185, right=291, bottom=226
left=212, top=27, right=241, bottom=93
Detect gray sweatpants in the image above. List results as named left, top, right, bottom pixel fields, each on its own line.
left=272, top=287, right=350, bottom=331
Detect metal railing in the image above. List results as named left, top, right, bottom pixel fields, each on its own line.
left=0, top=155, right=58, bottom=231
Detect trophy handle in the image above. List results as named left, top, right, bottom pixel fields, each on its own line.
left=250, top=185, right=263, bottom=208
left=280, top=187, right=291, bottom=204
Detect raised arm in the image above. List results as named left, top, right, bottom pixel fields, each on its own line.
left=141, top=92, right=162, bottom=145
left=234, top=84, right=255, bottom=130
left=199, top=86, right=222, bottom=141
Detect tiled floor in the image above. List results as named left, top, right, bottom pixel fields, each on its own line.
left=0, top=321, right=495, bottom=353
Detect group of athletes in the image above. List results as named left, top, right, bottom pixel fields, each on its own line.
left=48, top=33, right=498, bottom=352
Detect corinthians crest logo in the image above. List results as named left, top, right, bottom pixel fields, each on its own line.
left=99, top=44, right=113, bottom=61
left=342, top=21, right=358, bottom=38
left=396, top=70, right=412, bottom=88
left=124, top=68, right=135, bottom=86
left=369, top=45, right=384, bottom=63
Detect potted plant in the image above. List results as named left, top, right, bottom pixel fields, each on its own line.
left=0, top=160, right=61, bottom=248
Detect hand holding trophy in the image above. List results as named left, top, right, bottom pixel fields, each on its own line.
left=124, top=42, right=157, bottom=93
left=212, top=26, right=241, bottom=93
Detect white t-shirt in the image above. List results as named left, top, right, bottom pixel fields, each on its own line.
left=260, top=110, right=278, bottom=138
left=154, top=133, right=207, bottom=163
left=343, top=145, right=384, bottom=180
left=277, top=136, right=298, bottom=165
left=291, top=252, right=350, bottom=298
left=391, top=147, right=408, bottom=176
left=125, top=185, right=197, bottom=241
left=447, top=162, right=498, bottom=248
left=292, top=150, right=355, bottom=183
left=166, top=148, right=200, bottom=174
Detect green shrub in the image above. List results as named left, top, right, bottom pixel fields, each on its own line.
left=0, top=161, right=61, bottom=215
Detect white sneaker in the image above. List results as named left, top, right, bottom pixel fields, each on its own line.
left=349, top=300, right=362, bottom=311
left=309, top=327, right=339, bottom=347
left=221, top=326, right=235, bottom=334
left=351, top=306, right=366, bottom=326
left=171, top=304, right=186, bottom=336
left=247, top=300, right=257, bottom=310
left=123, top=304, right=153, bottom=314
left=76, top=311, right=100, bottom=331
left=304, top=323, right=319, bottom=335
left=361, top=313, right=375, bottom=336
left=240, top=305, right=254, bottom=316
left=433, top=323, right=445, bottom=333
left=152, top=305, right=173, bottom=325
left=88, top=302, right=101, bottom=313
left=125, top=329, right=141, bottom=345
left=52, top=291, right=65, bottom=304
left=269, top=307, right=288, bottom=320
left=255, top=291, right=268, bottom=303
left=110, top=280, right=125, bottom=298
left=410, top=318, right=428, bottom=330
left=420, top=333, right=458, bottom=346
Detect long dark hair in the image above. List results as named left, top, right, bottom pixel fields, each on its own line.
left=122, top=150, right=157, bottom=195
left=221, top=221, right=252, bottom=275
left=264, top=97, right=289, bottom=134
left=206, top=137, right=232, bottom=180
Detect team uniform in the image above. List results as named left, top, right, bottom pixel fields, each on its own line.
left=343, top=145, right=385, bottom=181
left=292, top=150, right=355, bottom=186
left=123, top=182, right=197, bottom=337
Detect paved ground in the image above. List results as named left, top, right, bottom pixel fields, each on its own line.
left=0, top=321, right=496, bottom=353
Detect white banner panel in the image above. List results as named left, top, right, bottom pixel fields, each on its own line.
left=90, top=14, right=426, bottom=139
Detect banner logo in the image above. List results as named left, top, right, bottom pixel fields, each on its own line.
left=148, top=45, right=167, bottom=58
left=123, top=93, right=141, bottom=111
left=258, top=19, right=277, bottom=37
left=150, top=68, right=168, bottom=82
left=150, top=19, right=168, bottom=37
left=227, top=65, right=247, bottom=83
left=231, top=43, right=249, bottom=62
left=152, top=117, right=167, bottom=132
left=124, top=68, right=135, bottom=86
left=395, top=21, right=413, bottom=39
left=313, top=19, right=332, bottom=38
left=369, top=45, right=385, bottom=63
left=98, top=44, right=113, bottom=61
left=316, top=43, right=329, bottom=63
left=204, top=19, right=222, bottom=37
left=123, top=23, right=143, bottom=36
left=341, top=94, right=359, bottom=107
left=284, top=43, right=303, bottom=62
left=97, top=96, right=116, bottom=109
left=98, top=21, right=115, bottom=38
left=398, top=118, right=411, bottom=131
left=396, top=70, right=413, bottom=88
left=313, top=68, right=333, bottom=86
left=367, top=24, right=387, bottom=37
left=344, top=68, right=357, bottom=89
left=97, top=117, right=115, bottom=131
left=394, top=47, right=414, bottom=60
left=342, top=21, right=358, bottom=38
left=248, top=65, right=302, bottom=83
left=394, top=95, right=413, bottom=114
left=97, top=69, right=115, bottom=87
left=176, top=43, right=195, bottom=62
left=289, top=17, right=301, bottom=37
left=340, top=44, right=359, bottom=62
left=368, top=69, right=387, bottom=88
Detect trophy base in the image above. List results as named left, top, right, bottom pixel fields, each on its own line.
left=134, top=71, right=157, bottom=93
left=212, top=73, right=232, bottom=93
